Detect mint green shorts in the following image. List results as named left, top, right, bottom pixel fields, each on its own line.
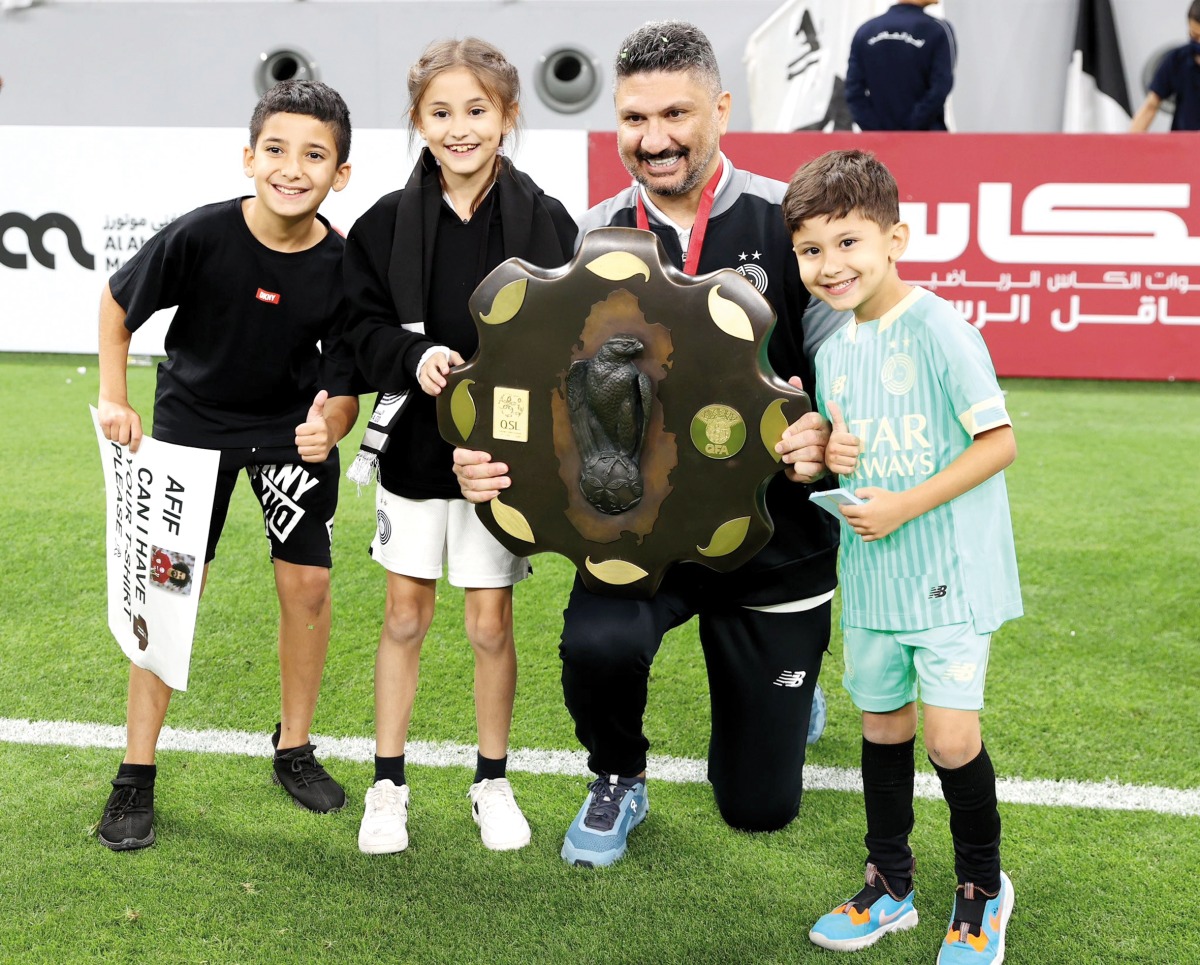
left=842, top=621, right=992, bottom=713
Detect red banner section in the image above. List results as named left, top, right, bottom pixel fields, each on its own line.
left=588, top=132, right=1200, bottom=381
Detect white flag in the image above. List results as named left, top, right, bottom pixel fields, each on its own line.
left=744, top=0, right=893, bottom=133
left=92, top=406, right=219, bottom=691
left=1063, top=0, right=1132, bottom=132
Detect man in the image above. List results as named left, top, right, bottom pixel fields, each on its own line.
left=454, top=20, right=844, bottom=867
left=1130, top=1, right=1200, bottom=131
left=846, top=1, right=957, bottom=131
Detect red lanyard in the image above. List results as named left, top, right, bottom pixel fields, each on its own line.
left=635, top=157, right=724, bottom=276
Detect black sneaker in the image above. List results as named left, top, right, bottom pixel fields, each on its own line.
left=98, top=777, right=156, bottom=851
left=271, top=723, right=346, bottom=813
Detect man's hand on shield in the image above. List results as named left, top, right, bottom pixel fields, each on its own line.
left=776, top=376, right=830, bottom=485
left=453, top=447, right=511, bottom=503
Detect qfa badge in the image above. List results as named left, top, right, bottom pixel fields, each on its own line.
left=689, top=404, right=747, bottom=460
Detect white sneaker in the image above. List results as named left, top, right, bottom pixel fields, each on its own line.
left=358, top=779, right=409, bottom=854
left=469, top=777, right=531, bottom=851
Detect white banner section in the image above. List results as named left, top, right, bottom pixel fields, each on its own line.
left=91, top=406, right=219, bottom=691
left=744, top=0, right=888, bottom=131
left=4, top=128, right=589, bottom=355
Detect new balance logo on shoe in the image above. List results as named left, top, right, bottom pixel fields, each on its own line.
left=773, top=670, right=807, bottom=688
left=561, top=775, right=649, bottom=868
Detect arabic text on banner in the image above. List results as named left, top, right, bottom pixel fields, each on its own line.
left=91, top=406, right=219, bottom=691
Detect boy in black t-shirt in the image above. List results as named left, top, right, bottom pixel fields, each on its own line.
left=95, top=81, right=360, bottom=850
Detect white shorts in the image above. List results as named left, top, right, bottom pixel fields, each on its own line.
left=370, top=486, right=531, bottom=589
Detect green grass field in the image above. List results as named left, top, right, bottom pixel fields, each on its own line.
left=1, top=353, right=1197, bottom=964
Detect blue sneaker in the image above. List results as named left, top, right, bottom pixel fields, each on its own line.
left=560, top=774, right=647, bottom=867
left=937, top=872, right=1014, bottom=964
left=809, top=863, right=919, bottom=952
left=807, top=683, right=827, bottom=745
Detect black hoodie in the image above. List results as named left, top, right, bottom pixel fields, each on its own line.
left=342, top=149, right=577, bottom=497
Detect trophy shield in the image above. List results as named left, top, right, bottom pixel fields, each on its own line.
left=436, top=227, right=811, bottom=598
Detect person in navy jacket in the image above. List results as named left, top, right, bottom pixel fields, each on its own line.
left=846, top=0, right=957, bottom=131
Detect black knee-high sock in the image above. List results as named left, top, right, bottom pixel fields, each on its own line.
left=862, top=736, right=916, bottom=893
left=931, top=743, right=1002, bottom=892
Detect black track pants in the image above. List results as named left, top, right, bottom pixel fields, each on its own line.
left=559, top=569, right=830, bottom=832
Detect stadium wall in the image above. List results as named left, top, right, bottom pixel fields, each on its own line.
left=4, top=125, right=1198, bottom=380
left=0, top=0, right=1187, bottom=133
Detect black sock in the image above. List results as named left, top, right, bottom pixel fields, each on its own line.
left=474, top=753, right=507, bottom=783
left=374, top=754, right=406, bottom=787
left=117, top=762, right=156, bottom=787
left=931, top=743, right=1002, bottom=894
left=862, top=736, right=916, bottom=893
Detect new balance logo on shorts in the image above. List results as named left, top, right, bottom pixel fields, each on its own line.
left=772, top=670, right=807, bottom=688
left=942, top=662, right=978, bottom=683
left=928, top=584, right=948, bottom=599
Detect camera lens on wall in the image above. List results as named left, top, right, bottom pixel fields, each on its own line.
left=255, top=48, right=320, bottom=96
left=534, top=47, right=603, bottom=114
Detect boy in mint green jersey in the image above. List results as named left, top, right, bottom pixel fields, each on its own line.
left=782, top=149, right=1021, bottom=965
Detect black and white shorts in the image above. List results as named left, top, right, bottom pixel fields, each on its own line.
left=206, top=445, right=340, bottom=568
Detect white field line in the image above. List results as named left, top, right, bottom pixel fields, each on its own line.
left=4, top=716, right=1198, bottom=817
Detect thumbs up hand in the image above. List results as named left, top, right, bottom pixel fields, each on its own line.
left=825, top=400, right=861, bottom=477
left=295, top=389, right=332, bottom=463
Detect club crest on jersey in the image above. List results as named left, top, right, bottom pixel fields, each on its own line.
left=881, top=353, right=916, bottom=396
left=256, top=287, right=281, bottom=305
left=736, top=250, right=768, bottom=294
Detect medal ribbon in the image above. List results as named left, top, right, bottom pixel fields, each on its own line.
left=635, top=156, right=724, bottom=276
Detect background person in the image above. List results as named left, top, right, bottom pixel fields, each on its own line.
left=1130, top=0, right=1200, bottom=130
left=846, top=0, right=957, bottom=131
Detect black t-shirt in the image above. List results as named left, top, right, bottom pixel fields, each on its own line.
left=109, top=198, right=357, bottom=448
left=1149, top=44, right=1200, bottom=131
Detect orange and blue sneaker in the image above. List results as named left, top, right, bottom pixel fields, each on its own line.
left=809, top=862, right=919, bottom=952
left=937, top=871, right=1015, bottom=964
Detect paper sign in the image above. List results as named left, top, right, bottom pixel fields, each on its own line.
left=91, top=406, right=219, bottom=690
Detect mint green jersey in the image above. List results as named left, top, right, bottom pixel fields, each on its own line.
left=815, top=287, right=1022, bottom=632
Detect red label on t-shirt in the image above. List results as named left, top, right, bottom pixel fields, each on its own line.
left=255, top=288, right=281, bottom=305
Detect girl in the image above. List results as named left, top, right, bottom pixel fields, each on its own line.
left=342, top=38, right=576, bottom=853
